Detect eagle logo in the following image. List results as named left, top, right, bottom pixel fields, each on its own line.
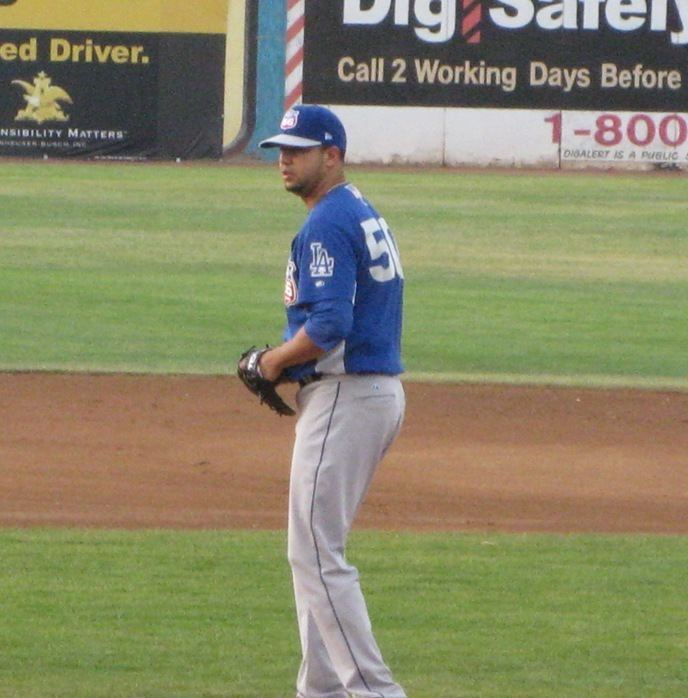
left=12, top=72, right=73, bottom=124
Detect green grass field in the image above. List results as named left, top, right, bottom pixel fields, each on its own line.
left=1, top=161, right=686, bottom=387
left=1, top=161, right=687, bottom=696
left=2, top=529, right=687, bottom=698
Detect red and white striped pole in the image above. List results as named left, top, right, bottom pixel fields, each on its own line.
left=284, top=0, right=305, bottom=111
left=461, top=0, right=482, bottom=43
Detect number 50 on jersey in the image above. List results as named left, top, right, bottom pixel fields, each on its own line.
left=361, top=217, right=404, bottom=282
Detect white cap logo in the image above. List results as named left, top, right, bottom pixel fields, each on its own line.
left=280, top=109, right=298, bottom=130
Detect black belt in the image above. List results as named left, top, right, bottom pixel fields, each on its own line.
left=298, top=373, right=323, bottom=388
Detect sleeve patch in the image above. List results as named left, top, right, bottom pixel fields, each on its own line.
left=284, top=259, right=297, bottom=306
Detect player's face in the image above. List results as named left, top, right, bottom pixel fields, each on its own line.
left=278, top=146, right=327, bottom=197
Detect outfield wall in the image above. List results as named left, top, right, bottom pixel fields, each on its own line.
left=330, top=105, right=688, bottom=168
left=3, top=0, right=688, bottom=168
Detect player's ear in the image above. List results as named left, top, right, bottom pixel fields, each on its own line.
left=323, top=145, right=344, bottom=167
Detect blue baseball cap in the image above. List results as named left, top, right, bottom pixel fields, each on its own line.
left=259, top=104, right=347, bottom=155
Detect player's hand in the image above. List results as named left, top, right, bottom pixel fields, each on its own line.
left=236, top=346, right=295, bottom=416
left=256, top=348, right=282, bottom=383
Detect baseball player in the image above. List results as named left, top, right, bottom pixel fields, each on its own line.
left=245, top=104, right=407, bottom=698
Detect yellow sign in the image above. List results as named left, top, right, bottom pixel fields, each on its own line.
left=1, top=0, right=253, bottom=156
left=12, top=70, right=72, bottom=123
left=224, top=0, right=246, bottom=149
left=0, top=0, right=227, bottom=34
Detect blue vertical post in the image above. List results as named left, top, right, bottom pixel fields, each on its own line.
left=245, top=0, right=286, bottom=159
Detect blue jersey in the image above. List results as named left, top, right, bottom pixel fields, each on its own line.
left=282, top=183, right=404, bottom=381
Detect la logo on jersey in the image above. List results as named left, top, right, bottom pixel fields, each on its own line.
left=309, top=242, right=334, bottom=278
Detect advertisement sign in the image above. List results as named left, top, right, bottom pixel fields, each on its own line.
left=0, top=0, right=239, bottom=159
left=302, top=0, right=688, bottom=112
left=558, top=110, right=688, bottom=165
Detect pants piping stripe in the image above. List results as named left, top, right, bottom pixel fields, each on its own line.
left=308, top=381, right=385, bottom=698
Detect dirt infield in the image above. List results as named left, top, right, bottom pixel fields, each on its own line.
left=1, top=373, right=687, bottom=534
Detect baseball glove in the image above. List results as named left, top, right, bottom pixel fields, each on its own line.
left=237, top=346, right=295, bottom=417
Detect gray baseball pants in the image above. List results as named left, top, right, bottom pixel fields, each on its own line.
left=289, top=374, right=407, bottom=698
